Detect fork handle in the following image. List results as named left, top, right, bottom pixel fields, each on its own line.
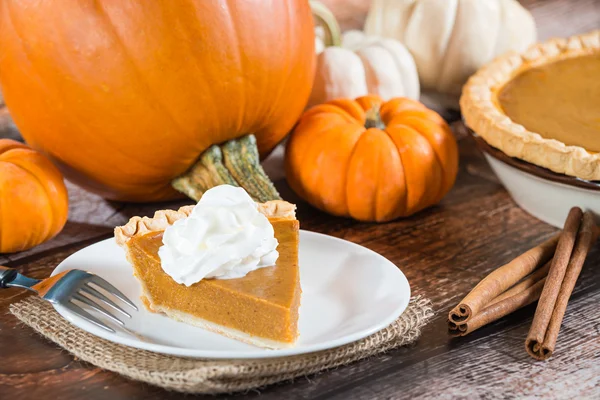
left=0, top=266, right=18, bottom=288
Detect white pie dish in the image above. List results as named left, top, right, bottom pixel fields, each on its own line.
left=472, top=133, right=600, bottom=228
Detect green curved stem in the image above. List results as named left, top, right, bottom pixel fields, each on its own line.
left=172, top=134, right=281, bottom=203
left=310, top=0, right=342, bottom=47
left=364, top=105, right=386, bottom=130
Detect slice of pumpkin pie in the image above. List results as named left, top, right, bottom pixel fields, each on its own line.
left=115, top=185, right=301, bottom=348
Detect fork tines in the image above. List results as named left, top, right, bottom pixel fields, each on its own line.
left=51, top=270, right=138, bottom=333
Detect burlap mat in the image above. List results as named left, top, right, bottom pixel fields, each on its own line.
left=10, top=295, right=433, bottom=394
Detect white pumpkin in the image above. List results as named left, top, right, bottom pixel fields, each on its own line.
left=308, top=2, right=420, bottom=108
left=364, top=0, right=537, bottom=100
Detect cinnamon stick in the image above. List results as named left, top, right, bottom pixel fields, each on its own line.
left=448, top=234, right=559, bottom=325
left=448, top=262, right=550, bottom=336
left=486, top=261, right=551, bottom=307
left=449, top=277, right=547, bottom=337
left=525, top=211, right=596, bottom=360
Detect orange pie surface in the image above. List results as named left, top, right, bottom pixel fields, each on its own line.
left=497, top=54, right=600, bottom=152
left=115, top=201, right=301, bottom=348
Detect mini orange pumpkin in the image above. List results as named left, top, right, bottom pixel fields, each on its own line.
left=285, top=95, right=458, bottom=222
left=0, top=139, right=69, bottom=253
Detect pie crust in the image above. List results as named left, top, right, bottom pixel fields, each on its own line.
left=115, top=200, right=296, bottom=246
left=461, top=30, right=600, bottom=181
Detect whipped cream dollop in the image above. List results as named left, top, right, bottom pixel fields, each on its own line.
left=158, top=185, right=279, bottom=286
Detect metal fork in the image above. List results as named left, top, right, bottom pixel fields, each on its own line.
left=0, top=266, right=137, bottom=332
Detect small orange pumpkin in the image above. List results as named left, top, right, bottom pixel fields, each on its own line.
left=0, top=139, right=69, bottom=253
left=285, top=95, right=459, bottom=222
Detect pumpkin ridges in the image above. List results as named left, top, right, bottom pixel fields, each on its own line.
left=385, top=124, right=444, bottom=216
left=311, top=1, right=421, bottom=106
left=302, top=103, right=361, bottom=124
left=381, top=98, right=453, bottom=209
left=395, top=116, right=458, bottom=204
left=379, top=98, right=428, bottom=126
left=285, top=115, right=336, bottom=201
left=0, top=162, right=50, bottom=252
left=326, top=98, right=368, bottom=122
left=303, top=123, right=364, bottom=216
left=0, top=148, right=68, bottom=243
left=7, top=162, right=54, bottom=246
left=381, top=97, right=427, bottom=114
left=355, top=94, right=383, bottom=112
left=388, top=109, right=447, bottom=128
left=0, top=139, right=68, bottom=253
left=287, top=123, right=327, bottom=210
left=0, top=139, right=27, bottom=154
left=346, top=128, right=406, bottom=221
left=309, top=48, right=368, bottom=109
left=365, top=37, right=421, bottom=99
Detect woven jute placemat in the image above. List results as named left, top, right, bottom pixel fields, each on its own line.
left=10, top=295, right=433, bottom=394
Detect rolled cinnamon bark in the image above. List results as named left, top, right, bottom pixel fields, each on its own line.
left=525, top=211, right=596, bottom=360
left=524, top=207, right=582, bottom=359
left=449, top=262, right=550, bottom=336
left=487, top=261, right=551, bottom=307
left=449, top=277, right=547, bottom=337
left=448, top=234, right=559, bottom=325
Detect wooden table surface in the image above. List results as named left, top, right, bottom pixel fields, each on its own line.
left=1, top=1, right=599, bottom=399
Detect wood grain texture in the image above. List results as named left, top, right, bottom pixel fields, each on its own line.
left=1, top=1, right=600, bottom=399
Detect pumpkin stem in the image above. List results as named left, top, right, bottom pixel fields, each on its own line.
left=364, top=106, right=386, bottom=130
left=172, top=135, right=281, bottom=203
left=310, top=1, right=342, bottom=47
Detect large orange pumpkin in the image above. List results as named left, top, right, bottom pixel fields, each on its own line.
left=285, top=95, right=459, bottom=222
left=0, top=0, right=315, bottom=202
left=0, top=139, right=69, bottom=253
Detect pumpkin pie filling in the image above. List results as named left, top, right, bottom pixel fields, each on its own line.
left=497, top=55, right=600, bottom=152
left=115, top=200, right=301, bottom=348
left=460, top=31, right=600, bottom=181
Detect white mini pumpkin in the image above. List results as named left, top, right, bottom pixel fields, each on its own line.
left=309, top=2, right=420, bottom=108
left=365, top=0, right=537, bottom=102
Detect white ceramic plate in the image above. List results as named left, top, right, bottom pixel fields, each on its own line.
left=51, top=230, right=410, bottom=359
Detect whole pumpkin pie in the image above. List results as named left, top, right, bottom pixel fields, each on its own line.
left=115, top=199, right=301, bottom=349
left=461, top=30, right=600, bottom=181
